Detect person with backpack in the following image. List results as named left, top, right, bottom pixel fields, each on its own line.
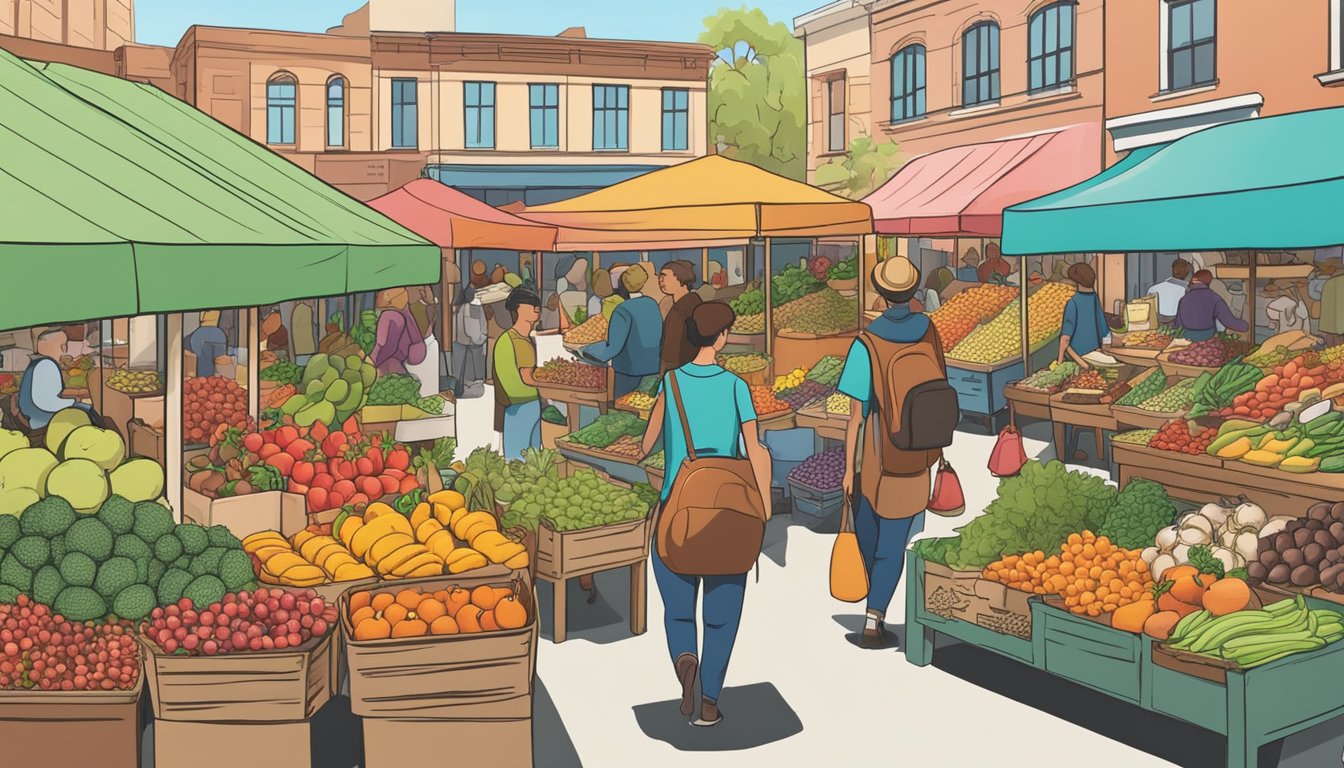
left=840, top=257, right=959, bottom=649
left=640, top=301, right=772, bottom=727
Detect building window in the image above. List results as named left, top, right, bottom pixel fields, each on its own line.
left=1333, top=0, right=1343, bottom=72
left=592, top=84, right=629, bottom=151
left=529, top=84, right=559, bottom=149
left=1028, top=2, right=1075, bottom=92
left=391, top=78, right=418, bottom=149
left=1167, top=0, right=1216, bottom=91
left=661, top=88, right=689, bottom=151
left=266, top=74, right=296, bottom=146
left=962, top=22, right=1000, bottom=107
left=464, top=81, right=496, bottom=149
left=890, top=45, right=926, bottom=123
left=326, top=77, right=345, bottom=148
left=827, top=77, right=846, bottom=152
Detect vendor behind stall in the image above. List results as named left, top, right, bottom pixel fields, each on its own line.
left=370, top=288, right=427, bottom=376
left=1147, top=259, right=1191, bottom=324
left=187, top=311, right=227, bottom=377
left=493, top=289, right=542, bottom=458
left=1174, top=269, right=1249, bottom=342
left=19, top=329, right=93, bottom=430
left=1056, top=263, right=1113, bottom=461
left=580, top=265, right=662, bottom=398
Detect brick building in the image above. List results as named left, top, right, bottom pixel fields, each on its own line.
left=794, top=0, right=874, bottom=186
left=1, top=0, right=132, bottom=51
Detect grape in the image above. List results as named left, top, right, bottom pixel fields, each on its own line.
left=788, top=447, right=846, bottom=492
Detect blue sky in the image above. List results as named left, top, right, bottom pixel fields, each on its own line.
left=133, top=1, right=821, bottom=47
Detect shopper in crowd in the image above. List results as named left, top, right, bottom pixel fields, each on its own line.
left=1175, top=269, right=1249, bottom=342
left=1147, top=259, right=1192, bottom=323
left=977, top=243, right=1012, bottom=284
left=554, top=255, right=590, bottom=325
left=260, top=310, right=289, bottom=357
left=370, top=287, right=427, bottom=376
left=640, top=301, right=772, bottom=727
left=19, top=329, right=95, bottom=431
left=956, top=249, right=980, bottom=282
left=601, top=270, right=626, bottom=320
left=580, top=265, right=662, bottom=398
left=452, top=286, right=488, bottom=399
left=493, top=288, right=543, bottom=458
left=657, top=260, right=702, bottom=374
left=407, top=286, right=441, bottom=397
left=1265, top=280, right=1311, bottom=335
left=588, top=268, right=613, bottom=322
left=838, top=257, right=945, bottom=649
left=1056, top=263, right=1113, bottom=461
left=290, top=300, right=316, bottom=360
left=920, top=269, right=948, bottom=312
left=187, top=311, right=228, bottom=377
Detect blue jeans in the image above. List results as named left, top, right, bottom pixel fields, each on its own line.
left=650, top=547, right=746, bottom=703
left=854, top=494, right=925, bottom=618
left=502, top=399, right=541, bottom=459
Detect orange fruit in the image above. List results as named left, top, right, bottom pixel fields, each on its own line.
left=430, top=616, right=459, bottom=635
left=391, top=619, right=428, bottom=638
left=472, top=585, right=502, bottom=611
left=495, top=596, right=527, bottom=630
left=417, top=598, right=447, bottom=623
left=371, top=593, right=394, bottom=612
left=481, top=610, right=500, bottom=632
left=350, top=606, right=375, bottom=626
left=383, top=603, right=409, bottom=625
left=456, top=605, right=483, bottom=633
left=349, top=591, right=371, bottom=613
left=354, top=617, right=391, bottom=641
left=445, top=588, right=471, bottom=617
left=395, top=588, right=422, bottom=610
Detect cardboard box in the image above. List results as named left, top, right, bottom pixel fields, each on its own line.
left=182, top=488, right=306, bottom=538
left=363, top=716, right=532, bottom=768
left=155, top=720, right=313, bottom=768
left=128, top=418, right=164, bottom=464
left=341, top=572, right=537, bottom=720
left=923, top=561, right=1033, bottom=639
left=140, top=628, right=338, bottom=723
left=0, top=675, right=143, bottom=768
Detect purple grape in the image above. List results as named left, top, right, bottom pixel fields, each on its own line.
left=789, top=447, right=846, bottom=491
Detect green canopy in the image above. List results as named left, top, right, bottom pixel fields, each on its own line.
left=1001, top=107, right=1344, bottom=255
left=0, top=49, right=438, bottom=331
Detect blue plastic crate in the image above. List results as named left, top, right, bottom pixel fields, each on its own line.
left=787, top=476, right=844, bottom=522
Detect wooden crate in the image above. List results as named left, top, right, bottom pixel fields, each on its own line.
left=155, top=720, right=315, bottom=768
left=363, top=716, right=531, bottom=768
left=921, top=559, right=1034, bottom=642
left=139, top=629, right=338, bottom=723
left=1038, top=599, right=1143, bottom=704
left=340, top=571, right=538, bottom=720
left=904, top=552, right=1037, bottom=668
left=0, top=674, right=143, bottom=768
left=535, top=515, right=652, bottom=581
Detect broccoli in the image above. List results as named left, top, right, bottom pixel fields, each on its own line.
left=113, top=534, right=152, bottom=563
left=111, top=584, right=155, bottom=621
left=131, top=502, right=174, bottom=543
left=147, top=559, right=166, bottom=588
left=93, top=557, right=137, bottom=602
left=217, top=550, right=253, bottom=591
left=1098, top=479, right=1177, bottom=550
left=20, top=496, right=76, bottom=538
left=53, top=586, right=106, bottom=622
left=189, top=547, right=226, bottom=577
left=0, top=554, right=33, bottom=593
left=206, top=525, right=241, bottom=549
left=153, top=533, right=183, bottom=563
left=0, top=585, right=19, bottom=604
left=50, top=535, right=66, bottom=562
left=183, top=575, right=226, bottom=609
left=96, top=495, right=136, bottom=535
left=0, top=516, right=20, bottom=549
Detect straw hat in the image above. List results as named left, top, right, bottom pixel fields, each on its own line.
left=872, top=257, right=919, bottom=293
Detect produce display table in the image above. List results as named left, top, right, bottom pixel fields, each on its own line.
left=906, top=552, right=1344, bottom=768
left=536, top=515, right=652, bottom=643
left=527, top=369, right=611, bottom=432
left=1105, top=343, right=1164, bottom=368
left=1049, top=393, right=1119, bottom=465
left=946, top=343, right=1055, bottom=431
left=756, top=409, right=799, bottom=434
left=555, top=439, right=649, bottom=486
left=1003, top=385, right=1052, bottom=425
left=1111, top=404, right=1181, bottom=431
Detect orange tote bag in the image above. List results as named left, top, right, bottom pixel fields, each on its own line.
left=829, top=497, right=869, bottom=603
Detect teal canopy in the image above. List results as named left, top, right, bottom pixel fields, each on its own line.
left=0, top=49, right=439, bottom=332
left=1001, top=108, right=1344, bottom=255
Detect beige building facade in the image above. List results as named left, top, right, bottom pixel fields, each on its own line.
left=1, top=0, right=132, bottom=51
left=794, top=0, right=873, bottom=185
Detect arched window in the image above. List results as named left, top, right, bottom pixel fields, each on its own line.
left=1028, top=2, right=1076, bottom=92
left=326, top=77, right=346, bottom=148
left=962, top=22, right=1000, bottom=107
left=890, top=44, right=926, bottom=123
left=266, top=74, right=296, bottom=146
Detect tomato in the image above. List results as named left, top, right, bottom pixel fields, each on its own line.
left=242, top=433, right=264, bottom=453
left=306, top=487, right=329, bottom=512
left=333, top=479, right=357, bottom=501
left=365, top=447, right=384, bottom=475
left=327, top=491, right=346, bottom=511
left=385, top=448, right=411, bottom=472
left=359, top=476, right=383, bottom=499
left=285, top=439, right=316, bottom=461
left=265, top=452, right=295, bottom=476
left=378, top=475, right=399, bottom=495
left=398, top=476, right=420, bottom=495
left=291, top=462, right=315, bottom=486
left=355, top=457, right=374, bottom=477
left=310, top=473, right=334, bottom=492
left=309, top=421, right=329, bottom=443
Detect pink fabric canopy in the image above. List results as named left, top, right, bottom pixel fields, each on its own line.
left=864, top=123, right=1101, bottom=237
left=367, top=179, right=557, bottom=252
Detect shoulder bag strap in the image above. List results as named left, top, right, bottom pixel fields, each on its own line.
left=667, top=372, right=698, bottom=461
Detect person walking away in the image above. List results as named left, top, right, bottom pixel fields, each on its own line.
left=640, top=302, right=772, bottom=726
left=452, top=287, right=488, bottom=399
left=839, top=257, right=957, bottom=649
left=1057, top=263, right=1113, bottom=461
left=290, top=300, right=316, bottom=361
left=19, top=329, right=95, bottom=431
left=588, top=268, right=613, bottom=322
left=1174, top=269, right=1249, bottom=342
left=580, top=265, right=662, bottom=398
left=493, top=289, right=543, bottom=458
left=406, top=286, right=442, bottom=397
left=370, top=288, right=427, bottom=377
left=1147, top=259, right=1191, bottom=324
left=658, top=260, right=702, bottom=374
left=187, top=311, right=227, bottom=377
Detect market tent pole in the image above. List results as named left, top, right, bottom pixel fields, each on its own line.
left=247, top=307, right=260, bottom=420
left=165, top=313, right=183, bottom=519
left=1021, top=256, right=1030, bottom=377
left=764, top=238, right=774, bottom=356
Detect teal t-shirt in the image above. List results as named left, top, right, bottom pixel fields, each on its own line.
left=658, top=363, right=757, bottom=500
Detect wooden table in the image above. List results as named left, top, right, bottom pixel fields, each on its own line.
left=527, top=368, right=612, bottom=432
left=1105, top=344, right=1164, bottom=368
left=1049, top=393, right=1119, bottom=465
left=793, top=404, right=846, bottom=442
left=1003, top=385, right=1052, bottom=426
left=536, top=516, right=651, bottom=644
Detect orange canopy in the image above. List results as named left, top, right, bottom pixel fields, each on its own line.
left=518, top=156, right=873, bottom=250
left=367, top=179, right=557, bottom=252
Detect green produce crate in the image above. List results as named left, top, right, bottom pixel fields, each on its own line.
left=905, top=552, right=1036, bottom=668
left=1037, top=601, right=1143, bottom=704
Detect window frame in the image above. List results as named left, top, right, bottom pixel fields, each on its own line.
left=592, top=84, right=630, bottom=151
left=889, top=44, right=926, bottom=123
left=390, top=77, right=418, bottom=150
left=528, top=83, right=560, bottom=149
left=661, top=87, right=690, bottom=152
left=1027, top=2, right=1076, bottom=93
left=961, top=22, right=1001, bottom=108
left=266, top=74, right=297, bottom=147
left=325, top=76, right=346, bottom=149
left=826, top=76, right=846, bottom=152
left=463, top=81, right=496, bottom=150
left=1165, top=0, right=1217, bottom=92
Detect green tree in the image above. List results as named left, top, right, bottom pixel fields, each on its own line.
left=814, top=135, right=904, bottom=199
left=699, top=7, right=806, bottom=180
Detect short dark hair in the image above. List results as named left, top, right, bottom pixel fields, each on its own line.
left=686, top=302, right=736, bottom=348
left=1193, top=269, right=1214, bottom=286
left=1172, top=259, right=1191, bottom=280
left=505, top=288, right=541, bottom=314
left=870, top=266, right=921, bottom=305
left=1067, top=262, right=1096, bottom=289
left=662, top=260, right=696, bottom=288
left=36, top=329, right=66, bottom=343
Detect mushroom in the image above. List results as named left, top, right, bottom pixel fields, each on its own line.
left=1155, top=525, right=1180, bottom=552
left=1233, top=531, right=1260, bottom=563
left=1232, top=500, right=1268, bottom=532
left=1199, top=503, right=1230, bottom=528
left=1172, top=543, right=1191, bottom=565
left=1151, top=553, right=1177, bottom=581
left=1178, top=514, right=1214, bottom=545
left=1259, top=517, right=1292, bottom=539
left=1140, top=546, right=1160, bottom=566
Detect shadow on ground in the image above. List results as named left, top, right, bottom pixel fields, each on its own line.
left=534, top=568, right=637, bottom=645
left=632, top=681, right=803, bottom=752
left=831, top=614, right=906, bottom=651
left=534, top=677, right=584, bottom=767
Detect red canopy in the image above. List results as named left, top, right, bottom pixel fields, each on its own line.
left=367, top=179, right=557, bottom=252
left=864, top=123, right=1100, bottom=237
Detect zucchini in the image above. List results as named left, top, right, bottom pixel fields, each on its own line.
left=1321, top=454, right=1344, bottom=473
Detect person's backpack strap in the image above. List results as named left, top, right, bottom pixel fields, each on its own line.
left=668, top=372, right=698, bottom=461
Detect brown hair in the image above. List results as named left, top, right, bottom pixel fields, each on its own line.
left=686, top=302, right=736, bottom=348
left=1193, top=269, right=1214, bottom=285
left=1066, top=262, right=1096, bottom=289
left=662, top=260, right=697, bottom=288
left=1172, top=259, right=1191, bottom=280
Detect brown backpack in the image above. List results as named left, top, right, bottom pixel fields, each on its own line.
left=656, top=372, right=767, bottom=576
left=858, top=327, right=959, bottom=463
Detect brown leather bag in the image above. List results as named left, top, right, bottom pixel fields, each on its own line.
left=656, top=372, right=767, bottom=576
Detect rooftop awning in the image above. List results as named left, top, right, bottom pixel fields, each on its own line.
left=863, top=123, right=1101, bottom=237
left=1001, top=108, right=1344, bottom=255
left=518, top=155, right=873, bottom=250
left=367, top=179, right=558, bottom=252
left=0, top=49, right=439, bottom=331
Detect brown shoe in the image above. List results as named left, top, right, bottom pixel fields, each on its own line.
left=579, top=574, right=597, bottom=603
left=693, top=697, right=721, bottom=727
left=675, top=654, right=698, bottom=717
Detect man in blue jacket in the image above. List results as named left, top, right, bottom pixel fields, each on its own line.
left=581, top=264, right=662, bottom=397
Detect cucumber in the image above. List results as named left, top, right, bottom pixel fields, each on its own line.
left=1322, top=454, right=1344, bottom=473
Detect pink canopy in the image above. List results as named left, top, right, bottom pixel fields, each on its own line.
left=367, top=179, right=558, bottom=252
left=864, top=123, right=1101, bottom=237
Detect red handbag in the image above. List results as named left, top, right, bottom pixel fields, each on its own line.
left=988, top=425, right=1028, bottom=477
left=927, top=459, right=965, bottom=517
